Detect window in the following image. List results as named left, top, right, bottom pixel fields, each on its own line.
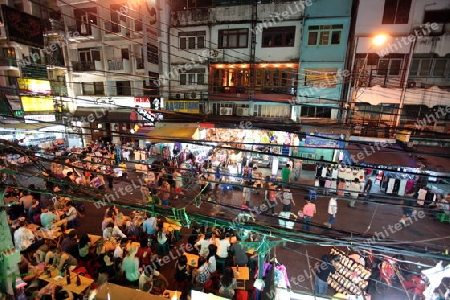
left=179, top=68, right=205, bottom=86
left=179, top=31, right=206, bottom=49
left=143, top=72, right=159, bottom=96
left=79, top=49, right=101, bottom=62
left=2, top=48, right=16, bottom=59
left=82, top=82, right=104, bottom=95
left=253, top=104, right=290, bottom=118
left=304, top=69, right=339, bottom=88
left=307, top=25, right=343, bottom=46
left=410, top=58, right=449, bottom=77
left=382, top=0, right=411, bottom=24
left=116, top=81, right=131, bottom=95
left=423, top=10, right=450, bottom=25
left=218, top=29, right=248, bottom=49
left=262, top=26, right=295, bottom=47
left=30, top=48, right=42, bottom=64
left=109, top=4, right=127, bottom=33
left=146, top=44, right=159, bottom=64
left=74, top=8, right=97, bottom=36
left=378, top=58, right=402, bottom=75
left=300, top=106, right=332, bottom=118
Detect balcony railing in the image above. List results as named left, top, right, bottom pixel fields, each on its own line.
left=107, top=58, right=130, bottom=72
left=0, top=57, right=18, bottom=68
left=72, top=61, right=100, bottom=71
left=361, top=69, right=407, bottom=88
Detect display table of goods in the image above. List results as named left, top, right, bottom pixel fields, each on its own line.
left=327, top=249, right=371, bottom=297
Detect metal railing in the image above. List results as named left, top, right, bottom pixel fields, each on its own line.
left=362, top=69, right=407, bottom=88
left=72, top=61, right=96, bottom=71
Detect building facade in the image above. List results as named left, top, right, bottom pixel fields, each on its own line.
left=58, top=0, right=162, bottom=144
left=166, top=0, right=306, bottom=120
left=349, top=0, right=450, bottom=135
left=294, top=0, right=354, bottom=122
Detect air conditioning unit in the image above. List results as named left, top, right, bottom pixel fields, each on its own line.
left=208, top=49, right=224, bottom=60
left=170, top=93, right=184, bottom=99
left=236, top=107, right=249, bottom=116
left=190, top=92, right=200, bottom=99
left=407, top=81, right=417, bottom=88
left=220, top=107, right=233, bottom=115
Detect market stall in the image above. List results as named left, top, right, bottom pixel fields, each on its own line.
left=328, top=249, right=371, bottom=298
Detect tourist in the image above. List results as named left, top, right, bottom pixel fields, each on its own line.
left=103, top=222, right=127, bottom=239
left=302, top=199, right=316, bottom=231
left=122, top=245, right=140, bottom=287
left=173, top=254, right=190, bottom=292
left=218, top=267, right=237, bottom=299
left=314, top=255, right=335, bottom=295
left=323, top=197, right=338, bottom=229
left=281, top=164, right=291, bottom=183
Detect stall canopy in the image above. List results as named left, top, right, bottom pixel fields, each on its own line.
left=0, top=121, right=56, bottom=130
left=345, top=144, right=419, bottom=168
left=146, top=126, right=199, bottom=142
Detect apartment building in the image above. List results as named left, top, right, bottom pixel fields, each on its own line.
left=0, top=0, right=69, bottom=126
left=56, top=0, right=163, bottom=143
left=295, top=0, right=354, bottom=122
left=349, top=0, right=450, bottom=135
left=167, top=0, right=304, bottom=119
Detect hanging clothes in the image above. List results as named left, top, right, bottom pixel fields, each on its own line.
left=337, top=180, right=345, bottom=196
left=393, top=179, right=401, bottom=195
left=405, top=179, right=415, bottom=194
left=386, top=178, right=396, bottom=194
left=425, top=192, right=436, bottom=206
left=338, top=166, right=346, bottom=180
left=325, top=179, right=332, bottom=189
left=330, top=180, right=337, bottom=193
left=316, top=165, right=323, bottom=178
left=345, top=168, right=353, bottom=181
left=331, top=168, right=338, bottom=179
left=398, top=179, right=407, bottom=196
left=338, top=151, right=344, bottom=161
left=417, top=188, right=427, bottom=206
left=321, top=167, right=328, bottom=178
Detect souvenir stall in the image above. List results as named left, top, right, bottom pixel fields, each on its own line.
left=328, top=249, right=371, bottom=298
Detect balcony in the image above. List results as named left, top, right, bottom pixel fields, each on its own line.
left=362, top=69, right=406, bottom=88
left=104, top=20, right=130, bottom=37
left=107, top=58, right=131, bottom=73
left=67, top=24, right=100, bottom=40
left=0, top=57, right=18, bottom=70
left=136, top=58, right=144, bottom=69
left=171, top=8, right=211, bottom=26
left=72, top=61, right=103, bottom=72
left=45, top=19, right=65, bottom=35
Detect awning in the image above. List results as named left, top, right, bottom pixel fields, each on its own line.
left=346, top=144, right=419, bottom=168
left=0, top=122, right=58, bottom=130
left=146, top=126, right=199, bottom=142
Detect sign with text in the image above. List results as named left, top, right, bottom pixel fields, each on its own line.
left=305, top=133, right=340, bottom=148
left=166, top=100, right=199, bottom=113
left=20, top=96, right=54, bottom=112
left=17, top=78, right=52, bottom=95
left=1, top=5, right=44, bottom=48
left=24, top=114, right=56, bottom=123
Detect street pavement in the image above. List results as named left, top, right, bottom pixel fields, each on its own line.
left=10, top=164, right=450, bottom=299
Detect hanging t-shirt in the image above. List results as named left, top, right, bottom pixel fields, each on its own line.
left=331, top=168, right=338, bottom=179
left=417, top=189, right=427, bottom=200
left=321, top=167, right=328, bottom=178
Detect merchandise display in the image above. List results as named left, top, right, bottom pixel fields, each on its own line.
left=328, top=249, right=371, bottom=297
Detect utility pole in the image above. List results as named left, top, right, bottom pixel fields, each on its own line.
left=249, top=1, right=258, bottom=115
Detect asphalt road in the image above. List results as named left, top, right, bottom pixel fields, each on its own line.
left=10, top=164, right=450, bottom=299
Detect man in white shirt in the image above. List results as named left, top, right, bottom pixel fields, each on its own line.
left=14, top=221, right=43, bottom=254
left=103, top=222, right=127, bottom=239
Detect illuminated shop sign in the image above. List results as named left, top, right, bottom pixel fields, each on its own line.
left=20, top=96, right=54, bottom=112
left=24, top=114, right=56, bottom=123
left=166, top=100, right=199, bottom=113
left=17, top=78, right=52, bottom=95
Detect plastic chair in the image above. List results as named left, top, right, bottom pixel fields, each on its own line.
left=308, top=190, right=317, bottom=201
left=437, top=213, right=450, bottom=223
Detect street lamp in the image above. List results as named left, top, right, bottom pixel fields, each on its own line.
left=345, top=34, right=388, bottom=125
